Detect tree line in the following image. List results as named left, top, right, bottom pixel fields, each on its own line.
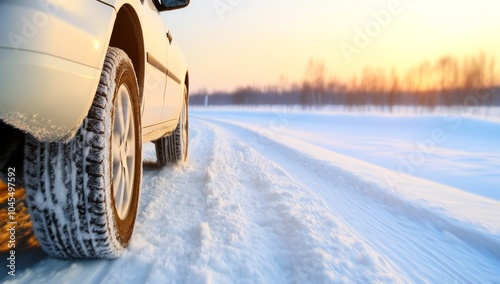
left=190, top=52, right=500, bottom=109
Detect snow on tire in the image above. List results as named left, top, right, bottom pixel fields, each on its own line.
left=154, top=87, right=188, bottom=166
left=24, top=47, right=142, bottom=258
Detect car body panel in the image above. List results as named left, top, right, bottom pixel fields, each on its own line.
left=0, top=0, right=115, bottom=141
left=0, top=0, right=188, bottom=142
left=139, top=0, right=169, bottom=129
left=164, top=39, right=187, bottom=121
left=0, top=48, right=101, bottom=141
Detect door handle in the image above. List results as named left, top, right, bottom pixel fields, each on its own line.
left=167, top=31, right=173, bottom=44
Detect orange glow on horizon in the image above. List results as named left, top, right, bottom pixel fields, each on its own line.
left=165, top=0, right=500, bottom=92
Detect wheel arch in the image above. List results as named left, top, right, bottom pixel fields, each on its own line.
left=108, top=5, right=145, bottom=105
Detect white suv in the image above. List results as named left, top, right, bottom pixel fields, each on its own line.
left=0, top=0, right=190, bottom=258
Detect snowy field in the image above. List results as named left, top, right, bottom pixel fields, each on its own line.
left=3, top=107, right=500, bottom=283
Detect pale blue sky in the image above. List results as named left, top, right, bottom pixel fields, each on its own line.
left=164, top=0, right=500, bottom=92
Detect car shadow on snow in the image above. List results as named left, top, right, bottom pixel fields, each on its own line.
left=142, top=159, right=163, bottom=171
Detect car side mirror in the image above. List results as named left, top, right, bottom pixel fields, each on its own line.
left=156, top=0, right=190, bottom=12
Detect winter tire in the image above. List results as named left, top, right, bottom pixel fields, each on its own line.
left=154, top=87, right=189, bottom=165
left=24, top=47, right=142, bottom=258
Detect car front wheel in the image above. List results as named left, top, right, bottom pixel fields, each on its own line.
left=24, top=47, right=142, bottom=258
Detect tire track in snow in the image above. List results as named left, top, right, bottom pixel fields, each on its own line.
left=101, top=119, right=220, bottom=284
left=196, top=115, right=500, bottom=283
left=187, top=117, right=406, bottom=283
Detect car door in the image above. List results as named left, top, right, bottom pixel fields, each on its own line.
left=161, top=28, right=183, bottom=122
left=140, top=0, right=168, bottom=128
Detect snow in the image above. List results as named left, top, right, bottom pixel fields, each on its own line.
left=198, top=107, right=500, bottom=201
left=3, top=107, right=500, bottom=283
left=0, top=111, right=77, bottom=142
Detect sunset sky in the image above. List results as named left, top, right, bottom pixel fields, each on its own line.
left=164, top=0, right=500, bottom=93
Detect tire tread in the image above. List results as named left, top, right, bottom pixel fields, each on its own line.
left=154, top=93, right=188, bottom=166
left=24, top=47, right=140, bottom=258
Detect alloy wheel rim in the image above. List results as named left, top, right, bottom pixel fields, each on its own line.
left=112, top=84, right=136, bottom=220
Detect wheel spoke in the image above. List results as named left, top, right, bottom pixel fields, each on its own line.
left=113, top=135, right=121, bottom=166
left=118, top=165, right=127, bottom=214
left=123, top=105, right=131, bottom=143
left=113, top=163, right=122, bottom=201
left=122, top=162, right=130, bottom=209
left=116, top=95, right=125, bottom=137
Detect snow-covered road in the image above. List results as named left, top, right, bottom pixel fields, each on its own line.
left=3, top=108, right=500, bottom=283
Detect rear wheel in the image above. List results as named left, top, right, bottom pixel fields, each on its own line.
left=154, top=87, right=189, bottom=165
left=24, top=47, right=142, bottom=258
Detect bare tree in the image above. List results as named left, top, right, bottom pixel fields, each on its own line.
left=301, top=59, right=326, bottom=107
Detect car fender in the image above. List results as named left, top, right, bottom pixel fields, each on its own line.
left=0, top=0, right=117, bottom=141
